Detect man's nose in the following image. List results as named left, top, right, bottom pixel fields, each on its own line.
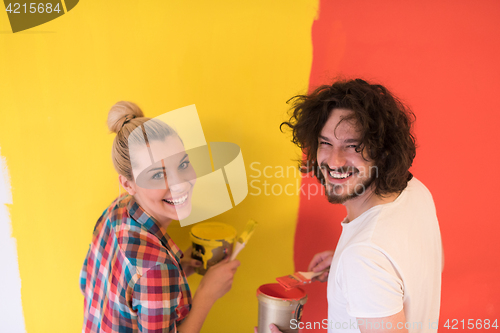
left=326, top=148, right=347, bottom=170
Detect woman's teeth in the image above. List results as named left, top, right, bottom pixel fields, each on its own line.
left=163, top=194, right=188, bottom=205
left=329, top=171, right=352, bottom=179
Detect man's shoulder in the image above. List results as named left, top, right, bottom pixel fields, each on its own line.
left=336, top=243, right=403, bottom=285
left=341, top=243, right=388, bottom=262
left=406, top=177, right=434, bottom=200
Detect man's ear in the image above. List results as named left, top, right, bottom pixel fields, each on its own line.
left=119, top=174, right=136, bottom=195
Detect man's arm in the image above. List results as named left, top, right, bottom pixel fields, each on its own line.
left=441, top=241, right=445, bottom=272
left=357, top=309, right=408, bottom=333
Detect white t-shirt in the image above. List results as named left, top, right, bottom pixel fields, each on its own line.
left=327, top=178, right=442, bottom=333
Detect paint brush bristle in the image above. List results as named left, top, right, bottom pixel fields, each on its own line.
left=276, top=271, right=324, bottom=290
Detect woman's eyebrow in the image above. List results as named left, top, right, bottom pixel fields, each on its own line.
left=147, top=154, right=189, bottom=173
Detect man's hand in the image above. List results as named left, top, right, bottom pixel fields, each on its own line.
left=180, top=246, right=203, bottom=277
left=269, top=324, right=283, bottom=333
left=254, top=324, right=283, bottom=333
left=308, top=250, right=334, bottom=282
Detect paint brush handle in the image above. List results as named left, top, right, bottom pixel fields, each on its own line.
left=230, top=219, right=257, bottom=261
left=230, top=241, right=245, bottom=260
left=298, top=270, right=327, bottom=280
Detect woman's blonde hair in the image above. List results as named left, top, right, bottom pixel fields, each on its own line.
left=107, top=101, right=177, bottom=180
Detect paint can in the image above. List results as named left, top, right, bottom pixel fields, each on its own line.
left=256, top=283, right=307, bottom=333
left=190, top=222, right=236, bottom=275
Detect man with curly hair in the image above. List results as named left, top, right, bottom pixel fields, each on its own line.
left=276, top=79, right=443, bottom=333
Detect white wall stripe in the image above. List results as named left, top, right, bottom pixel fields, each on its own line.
left=0, top=147, right=26, bottom=332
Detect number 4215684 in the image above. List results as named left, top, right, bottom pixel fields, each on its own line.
left=444, top=319, right=498, bottom=330
left=5, top=3, right=61, bottom=14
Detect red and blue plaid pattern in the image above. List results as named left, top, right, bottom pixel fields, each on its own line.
left=80, top=194, right=192, bottom=332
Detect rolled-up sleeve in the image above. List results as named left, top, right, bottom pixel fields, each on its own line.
left=132, top=263, right=182, bottom=333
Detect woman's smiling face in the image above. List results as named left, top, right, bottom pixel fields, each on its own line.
left=123, top=135, right=196, bottom=225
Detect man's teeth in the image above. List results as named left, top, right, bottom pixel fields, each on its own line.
left=164, top=194, right=188, bottom=205
left=329, top=171, right=351, bottom=179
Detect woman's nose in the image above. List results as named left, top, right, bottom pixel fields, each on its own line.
left=167, top=171, right=190, bottom=193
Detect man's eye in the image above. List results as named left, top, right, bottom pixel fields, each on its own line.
left=319, top=141, right=331, bottom=146
left=179, top=160, right=190, bottom=170
left=346, top=145, right=358, bottom=149
left=152, top=172, right=165, bottom=180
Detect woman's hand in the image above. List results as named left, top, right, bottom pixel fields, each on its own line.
left=176, top=258, right=240, bottom=333
left=308, top=250, right=334, bottom=282
left=180, top=246, right=203, bottom=277
left=196, top=257, right=240, bottom=304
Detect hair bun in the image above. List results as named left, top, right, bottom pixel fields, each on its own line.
left=107, top=101, right=144, bottom=133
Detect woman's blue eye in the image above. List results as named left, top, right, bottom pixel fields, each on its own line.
left=152, top=172, right=165, bottom=180
left=179, top=160, right=190, bottom=170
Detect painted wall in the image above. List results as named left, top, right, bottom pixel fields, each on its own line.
left=2, top=1, right=499, bottom=332
left=295, top=0, right=500, bottom=330
left=0, top=2, right=317, bottom=332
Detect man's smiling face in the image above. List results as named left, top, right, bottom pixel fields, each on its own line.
left=317, top=108, right=376, bottom=204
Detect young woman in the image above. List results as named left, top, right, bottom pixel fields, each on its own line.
left=80, top=101, right=240, bottom=333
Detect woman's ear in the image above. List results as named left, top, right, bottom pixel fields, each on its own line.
left=119, top=174, right=136, bottom=195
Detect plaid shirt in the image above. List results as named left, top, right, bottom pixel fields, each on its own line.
left=80, top=194, right=192, bottom=332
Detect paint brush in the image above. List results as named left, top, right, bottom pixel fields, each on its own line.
left=230, top=219, right=257, bottom=260
left=276, top=271, right=326, bottom=290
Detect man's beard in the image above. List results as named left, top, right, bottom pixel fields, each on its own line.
left=324, top=175, right=374, bottom=204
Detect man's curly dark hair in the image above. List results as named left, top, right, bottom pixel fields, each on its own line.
left=281, top=78, right=416, bottom=196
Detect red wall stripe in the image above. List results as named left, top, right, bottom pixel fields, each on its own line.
left=295, top=0, right=500, bottom=330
